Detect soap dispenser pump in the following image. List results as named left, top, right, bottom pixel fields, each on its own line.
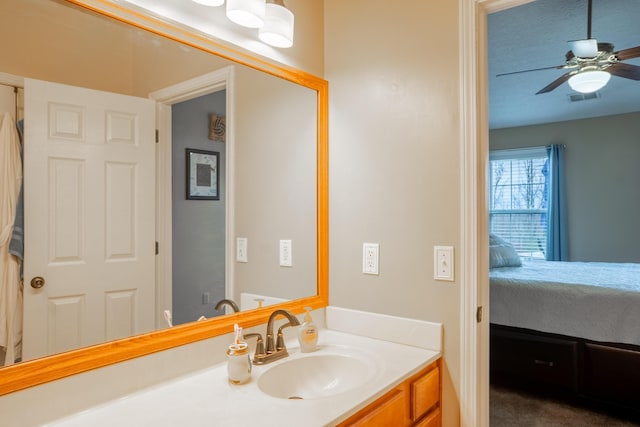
left=298, top=307, right=318, bottom=353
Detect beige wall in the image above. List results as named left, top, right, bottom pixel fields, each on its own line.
left=234, top=65, right=318, bottom=301
left=490, top=112, right=640, bottom=262
left=6, top=0, right=467, bottom=423
left=1, top=0, right=134, bottom=94
left=2, top=0, right=324, bottom=96
left=325, top=1, right=462, bottom=425
left=1, top=0, right=233, bottom=97
left=286, top=0, right=325, bottom=75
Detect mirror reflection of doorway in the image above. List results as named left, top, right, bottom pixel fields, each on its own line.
left=171, top=90, right=227, bottom=326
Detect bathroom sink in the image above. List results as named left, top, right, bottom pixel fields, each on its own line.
left=257, top=353, right=376, bottom=400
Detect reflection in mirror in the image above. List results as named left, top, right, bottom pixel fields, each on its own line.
left=0, top=0, right=317, bottom=370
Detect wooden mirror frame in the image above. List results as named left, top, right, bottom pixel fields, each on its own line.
left=0, top=0, right=328, bottom=396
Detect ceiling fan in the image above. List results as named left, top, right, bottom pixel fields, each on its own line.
left=497, top=0, right=640, bottom=94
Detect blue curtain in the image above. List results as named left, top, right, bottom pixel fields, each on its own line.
left=546, top=144, right=568, bottom=260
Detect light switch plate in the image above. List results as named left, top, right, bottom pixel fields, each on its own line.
left=279, top=239, right=293, bottom=267
left=363, top=243, right=379, bottom=275
left=434, top=245, right=454, bottom=281
left=236, top=237, right=248, bottom=263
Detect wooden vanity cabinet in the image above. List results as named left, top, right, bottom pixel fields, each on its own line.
left=337, top=359, right=441, bottom=427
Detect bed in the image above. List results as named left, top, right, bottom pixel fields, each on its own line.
left=490, top=259, right=640, bottom=347
left=488, top=237, right=640, bottom=418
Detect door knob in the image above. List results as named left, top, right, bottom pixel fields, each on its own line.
left=30, top=276, right=45, bottom=289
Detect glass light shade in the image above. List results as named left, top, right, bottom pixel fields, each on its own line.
left=226, top=0, right=265, bottom=28
left=570, top=39, right=598, bottom=58
left=192, top=0, right=224, bottom=6
left=567, top=70, right=611, bottom=93
left=258, top=2, right=294, bottom=48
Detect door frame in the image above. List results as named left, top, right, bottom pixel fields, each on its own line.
left=0, top=72, right=24, bottom=88
left=149, top=66, right=236, bottom=328
left=0, top=72, right=24, bottom=121
left=460, top=1, right=536, bottom=426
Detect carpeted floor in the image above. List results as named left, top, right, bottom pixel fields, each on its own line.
left=490, top=385, right=640, bottom=426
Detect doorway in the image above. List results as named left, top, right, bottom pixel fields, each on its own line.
left=150, top=66, right=236, bottom=329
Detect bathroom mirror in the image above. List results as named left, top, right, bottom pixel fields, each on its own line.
left=0, top=0, right=328, bottom=395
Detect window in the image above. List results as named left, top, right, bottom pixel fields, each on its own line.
left=489, top=147, right=549, bottom=259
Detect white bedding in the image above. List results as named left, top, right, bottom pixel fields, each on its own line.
left=490, top=260, right=640, bottom=346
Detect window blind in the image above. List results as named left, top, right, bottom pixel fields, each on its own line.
left=489, top=147, right=549, bottom=259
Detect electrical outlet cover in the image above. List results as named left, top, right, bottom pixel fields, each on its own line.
left=236, top=237, right=248, bottom=263
left=434, top=245, right=454, bottom=281
left=363, top=243, right=379, bottom=275
left=279, top=239, right=292, bottom=267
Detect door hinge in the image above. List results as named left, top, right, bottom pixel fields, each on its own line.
left=155, top=241, right=159, bottom=255
left=155, top=129, right=159, bottom=143
left=476, top=306, right=483, bottom=323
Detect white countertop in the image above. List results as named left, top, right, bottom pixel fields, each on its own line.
left=45, top=329, right=440, bottom=427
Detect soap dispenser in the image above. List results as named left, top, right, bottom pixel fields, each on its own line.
left=298, top=307, right=318, bottom=353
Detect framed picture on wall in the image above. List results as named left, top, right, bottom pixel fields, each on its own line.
left=186, top=148, right=219, bottom=200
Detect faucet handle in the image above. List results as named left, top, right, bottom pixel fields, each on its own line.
left=276, top=322, right=292, bottom=351
left=243, top=333, right=265, bottom=361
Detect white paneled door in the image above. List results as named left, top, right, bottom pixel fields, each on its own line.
left=22, top=79, right=156, bottom=360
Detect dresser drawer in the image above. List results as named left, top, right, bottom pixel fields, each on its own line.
left=491, top=326, right=578, bottom=391
left=583, top=343, right=640, bottom=406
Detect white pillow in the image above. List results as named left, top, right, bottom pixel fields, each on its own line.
left=489, top=233, right=522, bottom=269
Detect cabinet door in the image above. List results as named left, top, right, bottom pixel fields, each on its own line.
left=344, top=389, right=406, bottom=426
left=411, top=366, right=440, bottom=422
left=414, top=407, right=441, bottom=427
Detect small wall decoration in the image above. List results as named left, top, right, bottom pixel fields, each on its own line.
left=186, top=148, right=219, bottom=200
left=208, top=113, right=226, bottom=142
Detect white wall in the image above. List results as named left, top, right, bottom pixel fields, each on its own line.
left=325, top=1, right=462, bottom=425
left=490, top=112, right=640, bottom=262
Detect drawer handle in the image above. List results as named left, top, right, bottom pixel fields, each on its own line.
left=533, top=359, right=554, bottom=367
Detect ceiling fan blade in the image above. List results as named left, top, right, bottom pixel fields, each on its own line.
left=615, top=45, right=640, bottom=61
left=569, top=39, right=598, bottom=58
left=607, top=62, right=640, bottom=81
left=536, top=72, right=573, bottom=95
left=496, top=65, right=565, bottom=77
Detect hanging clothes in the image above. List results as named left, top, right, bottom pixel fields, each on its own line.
left=9, top=119, right=24, bottom=278
left=0, top=111, right=23, bottom=365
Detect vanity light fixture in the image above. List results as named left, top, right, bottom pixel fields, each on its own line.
left=568, top=69, right=611, bottom=93
left=192, top=0, right=225, bottom=6
left=226, top=0, right=266, bottom=28
left=258, top=0, right=294, bottom=48
left=190, top=0, right=294, bottom=48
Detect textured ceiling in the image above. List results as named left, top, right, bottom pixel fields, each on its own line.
left=488, top=0, right=640, bottom=129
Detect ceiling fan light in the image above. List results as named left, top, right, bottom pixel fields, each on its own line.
left=226, top=0, right=266, bottom=28
left=258, top=1, right=294, bottom=48
left=568, top=70, right=611, bottom=93
left=570, top=39, right=598, bottom=58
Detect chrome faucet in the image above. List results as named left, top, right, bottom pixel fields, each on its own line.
left=244, top=309, right=300, bottom=365
left=214, top=299, right=240, bottom=313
